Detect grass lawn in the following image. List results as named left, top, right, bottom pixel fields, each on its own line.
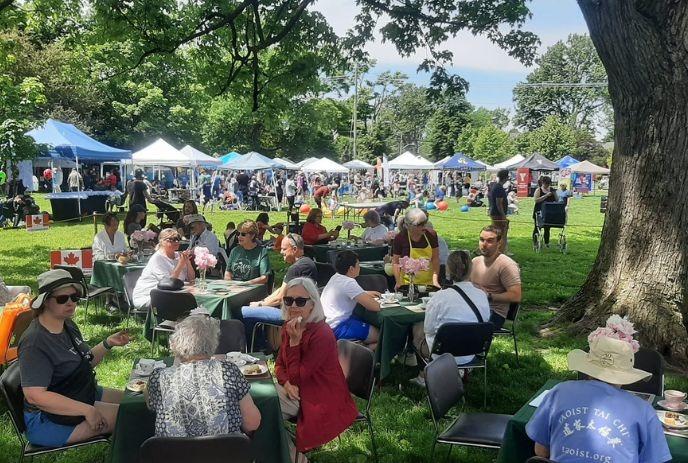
left=0, top=193, right=684, bottom=462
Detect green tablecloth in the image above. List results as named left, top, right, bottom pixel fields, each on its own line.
left=144, top=281, right=268, bottom=340
left=355, top=303, right=425, bottom=380
left=108, top=358, right=291, bottom=463
left=496, top=379, right=688, bottom=463
left=90, top=260, right=146, bottom=293
left=306, top=244, right=389, bottom=263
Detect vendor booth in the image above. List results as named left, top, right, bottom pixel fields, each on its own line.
left=510, top=153, right=559, bottom=197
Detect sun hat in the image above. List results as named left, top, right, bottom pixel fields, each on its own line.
left=185, top=214, right=207, bottom=225
left=31, top=269, right=87, bottom=310
left=567, top=315, right=651, bottom=385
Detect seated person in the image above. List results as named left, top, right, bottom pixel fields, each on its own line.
left=123, top=204, right=147, bottom=239
left=410, top=250, right=490, bottom=386
left=224, top=221, right=238, bottom=254
left=186, top=214, right=221, bottom=256
left=321, top=251, right=381, bottom=350
left=241, top=233, right=318, bottom=350
left=466, top=188, right=484, bottom=207
left=19, top=269, right=130, bottom=447
left=526, top=316, right=671, bottom=463
left=147, top=315, right=261, bottom=437
left=301, top=208, right=339, bottom=245
left=469, top=225, right=521, bottom=329
left=507, top=190, right=519, bottom=214
left=175, top=200, right=198, bottom=238
left=132, top=228, right=195, bottom=308
left=0, top=274, right=30, bottom=304
left=225, top=220, right=270, bottom=285
left=92, top=212, right=128, bottom=261
left=255, top=212, right=283, bottom=242
left=353, top=210, right=388, bottom=245
left=275, top=277, right=358, bottom=461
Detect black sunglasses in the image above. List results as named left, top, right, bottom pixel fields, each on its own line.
left=283, top=296, right=311, bottom=307
left=239, top=232, right=253, bottom=237
left=51, top=293, right=80, bottom=304
left=166, top=237, right=181, bottom=242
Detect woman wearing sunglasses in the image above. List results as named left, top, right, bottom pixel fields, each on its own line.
left=224, top=220, right=270, bottom=285
left=18, top=269, right=130, bottom=447
left=275, top=277, right=357, bottom=463
left=132, top=228, right=195, bottom=309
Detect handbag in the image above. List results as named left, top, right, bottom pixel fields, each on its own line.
left=44, top=325, right=97, bottom=425
left=157, top=277, right=183, bottom=291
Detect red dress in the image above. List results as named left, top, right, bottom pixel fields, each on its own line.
left=301, top=222, right=327, bottom=245
left=275, top=321, right=357, bottom=452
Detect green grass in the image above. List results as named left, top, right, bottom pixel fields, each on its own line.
left=0, top=193, right=684, bottom=463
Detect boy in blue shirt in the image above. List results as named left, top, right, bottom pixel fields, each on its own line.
left=526, top=316, right=671, bottom=463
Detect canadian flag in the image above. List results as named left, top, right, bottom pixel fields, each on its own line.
left=50, top=249, right=94, bottom=272
left=26, top=214, right=50, bottom=232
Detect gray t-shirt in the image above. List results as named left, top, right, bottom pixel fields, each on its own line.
left=19, top=318, right=92, bottom=390
left=284, top=256, right=318, bottom=283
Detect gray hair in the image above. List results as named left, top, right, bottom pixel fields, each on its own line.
left=284, top=233, right=304, bottom=250
left=446, top=250, right=472, bottom=282
left=363, top=210, right=381, bottom=226
left=169, top=315, right=220, bottom=360
left=281, top=277, right=325, bottom=323
left=404, top=208, right=427, bottom=227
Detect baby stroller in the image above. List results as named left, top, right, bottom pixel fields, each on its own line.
left=534, top=202, right=567, bottom=253
left=150, top=198, right=181, bottom=228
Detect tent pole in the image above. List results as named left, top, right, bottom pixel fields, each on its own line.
left=76, top=153, right=82, bottom=217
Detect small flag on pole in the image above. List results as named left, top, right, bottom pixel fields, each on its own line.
left=50, top=249, right=94, bottom=272
left=26, top=214, right=50, bottom=232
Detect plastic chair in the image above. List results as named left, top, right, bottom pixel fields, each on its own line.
left=149, top=289, right=197, bottom=355
left=54, top=265, right=114, bottom=318
left=424, top=354, right=512, bottom=462
left=493, top=302, right=521, bottom=365
left=139, top=433, right=252, bottom=463
left=428, top=322, right=495, bottom=407
left=0, top=361, right=109, bottom=463
left=216, top=319, right=247, bottom=354
left=355, top=274, right=388, bottom=294
left=337, top=340, right=379, bottom=462
left=0, top=307, right=31, bottom=369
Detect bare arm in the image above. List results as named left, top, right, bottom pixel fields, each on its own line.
left=24, top=387, right=93, bottom=417
left=431, top=247, right=440, bottom=287
left=262, top=282, right=286, bottom=306
left=392, top=254, right=402, bottom=289
left=490, top=284, right=521, bottom=304
left=239, top=394, right=262, bottom=433
left=534, top=443, right=550, bottom=458
left=355, top=292, right=381, bottom=312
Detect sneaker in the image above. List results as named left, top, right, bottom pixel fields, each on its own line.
left=409, top=375, right=426, bottom=387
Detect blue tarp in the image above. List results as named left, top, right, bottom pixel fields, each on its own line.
left=555, top=155, right=580, bottom=168
left=442, top=152, right=486, bottom=171
left=219, top=151, right=242, bottom=164
left=25, top=119, right=131, bottom=162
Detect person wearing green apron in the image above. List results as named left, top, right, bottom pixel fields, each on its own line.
left=392, top=208, right=440, bottom=290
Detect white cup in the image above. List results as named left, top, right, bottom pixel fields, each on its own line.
left=138, top=359, right=155, bottom=375
left=417, top=285, right=427, bottom=293
left=381, top=293, right=394, bottom=303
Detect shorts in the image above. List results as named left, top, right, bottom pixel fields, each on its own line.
left=333, top=317, right=370, bottom=341
left=24, top=386, right=103, bottom=447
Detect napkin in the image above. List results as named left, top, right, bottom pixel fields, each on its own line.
left=529, top=389, right=550, bottom=407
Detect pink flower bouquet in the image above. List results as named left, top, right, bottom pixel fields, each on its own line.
left=588, top=315, right=640, bottom=353
left=399, top=256, right=429, bottom=276
left=342, top=221, right=356, bottom=231
left=193, top=246, right=218, bottom=270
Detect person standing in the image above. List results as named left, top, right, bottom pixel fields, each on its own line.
left=285, top=175, right=297, bottom=211
left=532, top=176, right=558, bottom=248
left=488, top=169, right=510, bottom=253
left=67, top=169, right=83, bottom=192
left=469, top=225, right=521, bottom=329
left=123, top=169, right=153, bottom=211
left=392, top=208, right=441, bottom=290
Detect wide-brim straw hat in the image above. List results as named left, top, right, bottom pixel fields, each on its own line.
left=568, top=336, right=651, bottom=385
left=31, top=269, right=87, bottom=309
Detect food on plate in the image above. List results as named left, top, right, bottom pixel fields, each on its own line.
left=242, top=364, right=263, bottom=375
left=127, top=379, right=147, bottom=392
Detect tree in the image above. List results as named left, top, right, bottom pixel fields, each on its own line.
left=514, top=34, right=609, bottom=131
left=516, top=116, right=577, bottom=159
left=423, top=95, right=473, bottom=160
left=552, top=1, right=688, bottom=366
left=471, top=125, right=514, bottom=165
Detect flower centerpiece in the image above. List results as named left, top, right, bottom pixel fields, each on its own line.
left=130, top=230, right=157, bottom=258
left=342, top=220, right=356, bottom=240
left=193, top=246, right=217, bottom=291
left=398, top=256, right=429, bottom=302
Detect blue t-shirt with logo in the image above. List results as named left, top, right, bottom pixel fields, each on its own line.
left=526, top=380, right=671, bottom=463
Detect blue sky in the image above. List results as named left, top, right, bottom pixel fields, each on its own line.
left=313, top=0, right=590, bottom=111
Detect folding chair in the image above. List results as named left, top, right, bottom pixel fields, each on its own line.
left=149, top=289, right=197, bottom=355
left=315, top=262, right=335, bottom=288
left=122, top=269, right=144, bottom=328
left=54, top=265, right=115, bottom=318
left=425, top=353, right=511, bottom=462
left=355, top=274, right=388, bottom=294
left=493, top=302, right=521, bottom=365
left=622, top=347, right=664, bottom=396
left=216, top=319, right=247, bottom=354
left=139, top=433, right=252, bottom=463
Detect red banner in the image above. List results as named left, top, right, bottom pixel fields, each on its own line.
left=516, top=168, right=531, bottom=197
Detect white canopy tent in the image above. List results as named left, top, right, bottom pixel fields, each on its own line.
left=343, top=159, right=374, bottom=170
left=569, top=160, right=610, bottom=175
left=433, top=156, right=451, bottom=169
left=301, top=157, right=349, bottom=173
left=131, top=139, right=189, bottom=167
left=491, top=154, right=525, bottom=171
left=273, top=157, right=299, bottom=170
left=179, top=145, right=221, bottom=168
left=295, top=157, right=318, bottom=168
left=474, top=160, right=493, bottom=170
left=388, top=151, right=435, bottom=170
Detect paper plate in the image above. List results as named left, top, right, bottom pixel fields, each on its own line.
left=657, top=410, right=688, bottom=429
left=240, top=364, right=268, bottom=376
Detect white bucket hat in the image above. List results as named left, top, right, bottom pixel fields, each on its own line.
left=567, top=316, right=651, bottom=385
left=31, top=269, right=86, bottom=310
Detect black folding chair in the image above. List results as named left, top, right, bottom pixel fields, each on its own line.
left=122, top=269, right=144, bottom=328
left=526, top=457, right=557, bottom=463
left=425, top=353, right=511, bottom=462
left=216, top=319, right=247, bottom=354
left=493, top=302, right=521, bottom=365
left=622, top=347, right=664, bottom=396
left=355, top=274, right=388, bottom=294
left=139, top=433, right=252, bottom=463
left=426, top=322, right=495, bottom=407
left=149, top=289, right=197, bottom=356
left=326, top=249, right=340, bottom=267
left=54, top=265, right=115, bottom=318
left=0, top=362, right=109, bottom=463
left=315, top=262, right=336, bottom=288
left=337, top=340, right=379, bottom=462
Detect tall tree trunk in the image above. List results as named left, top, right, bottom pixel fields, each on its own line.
left=556, top=1, right=688, bottom=366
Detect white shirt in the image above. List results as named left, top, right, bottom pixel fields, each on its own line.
left=285, top=179, right=297, bottom=196
left=361, top=224, right=388, bottom=244
left=189, top=228, right=221, bottom=256
left=132, top=251, right=189, bottom=308
left=424, top=281, right=490, bottom=365
left=321, top=273, right=365, bottom=329
left=92, top=230, right=128, bottom=261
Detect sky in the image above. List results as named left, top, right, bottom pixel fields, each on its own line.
left=311, top=0, right=590, bottom=112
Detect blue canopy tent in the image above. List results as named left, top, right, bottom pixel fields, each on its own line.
left=442, top=152, right=487, bottom=171
left=221, top=151, right=279, bottom=170
left=555, top=155, right=580, bottom=168
left=219, top=151, right=242, bottom=164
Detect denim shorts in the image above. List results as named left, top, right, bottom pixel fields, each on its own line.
left=333, top=317, right=370, bottom=341
left=24, top=386, right=103, bottom=447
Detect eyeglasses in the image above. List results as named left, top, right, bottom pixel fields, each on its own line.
left=51, top=293, right=80, bottom=304
left=166, top=237, right=181, bottom=242
left=239, top=232, right=253, bottom=237
left=282, top=296, right=311, bottom=307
